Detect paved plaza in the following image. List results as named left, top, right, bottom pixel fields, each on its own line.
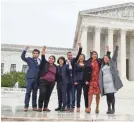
left=1, top=82, right=134, bottom=122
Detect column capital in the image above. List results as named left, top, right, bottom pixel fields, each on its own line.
left=120, top=29, right=127, bottom=34
left=81, top=26, right=88, bottom=32
left=108, top=28, right=114, bottom=33
left=94, top=27, right=101, bottom=32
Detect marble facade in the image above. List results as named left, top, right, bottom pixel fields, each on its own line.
left=73, top=2, right=134, bottom=81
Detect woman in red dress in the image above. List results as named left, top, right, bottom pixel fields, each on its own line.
left=84, top=48, right=110, bottom=113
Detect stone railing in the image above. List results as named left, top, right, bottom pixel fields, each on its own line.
left=1, top=87, right=26, bottom=93
left=1, top=87, right=57, bottom=95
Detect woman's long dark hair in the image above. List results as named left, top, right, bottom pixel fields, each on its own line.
left=77, top=54, right=85, bottom=64
left=49, top=55, right=56, bottom=63
left=90, top=51, right=98, bottom=59
left=102, top=55, right=111, bottom=65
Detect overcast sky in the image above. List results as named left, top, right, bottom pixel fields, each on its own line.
left=1, top=0, right=134, bottom=48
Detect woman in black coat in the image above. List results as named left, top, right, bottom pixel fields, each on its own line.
left=38, top=46, right=58, bottom=112
left=73, top=54, right=90, bottom=112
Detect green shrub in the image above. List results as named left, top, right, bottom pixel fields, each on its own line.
left=17, top=72, right=26, bottom=88
left=1, top=73, right=15, bottom=87
left=1, top=72, right=26, bottom=88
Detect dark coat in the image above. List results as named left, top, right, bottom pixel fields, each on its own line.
left=21, top=50, right=40, bottom=79
left=39, top=55, right=58, bottom=82
left=99, top=46, right=123, bottom=96
left=73, top=63, right=85, bottom=84
left=84, top=51, right=111, bottom=83
left=67, top=47, right=82, bottom=83
left=57, top=64, right=72, bottom=84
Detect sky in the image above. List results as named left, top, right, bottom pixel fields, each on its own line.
left=1, top=0, right=134, bottom=48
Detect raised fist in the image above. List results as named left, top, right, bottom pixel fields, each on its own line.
left=25, top=46, right=30, bottom=50
left=106, top=46, right=109, bottom=51
left=78, top=42, right=82, bottom=48
left=116, top=43, right=119, bottom=46
left=41, top=46, right=46, bottom=55
left=90, top=48, right=93, bottom=52
left=42, top=46, right=46, bottom=51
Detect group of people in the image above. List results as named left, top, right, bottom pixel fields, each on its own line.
left=21, top=42, right=123, bottom=114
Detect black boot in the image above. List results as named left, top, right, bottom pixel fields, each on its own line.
left=106, top=100, right=112, bottom=114
left=55, top=107, right=61, bottom=111
left=111, top=98, right=115, bottom=114
left=60, top=106, right=66, bottom=111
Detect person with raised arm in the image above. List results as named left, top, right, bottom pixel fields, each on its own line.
left=38, top=46, right=58, bottom=112
left=66, top=42, right=82, bottom=112
left=73, top=54, right=89, bottom=112
left=21, top=46, right=41, bottom=112
left=99, top=44, right=123, bottom=114
left=84, top=46, right=110, bottom=113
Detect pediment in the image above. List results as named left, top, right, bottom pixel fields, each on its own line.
left=80, top=2, right=134, bottom=19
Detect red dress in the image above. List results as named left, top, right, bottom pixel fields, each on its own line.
left=88, top=59, right=100, bottom=95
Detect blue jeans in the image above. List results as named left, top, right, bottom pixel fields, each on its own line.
left=24, top=78, right=38, bottom=108
left=66, top=83, right=72, bottom=108
left=71, top=85, right=76, bottom=108
left=74, top=83, right=83, bottom=108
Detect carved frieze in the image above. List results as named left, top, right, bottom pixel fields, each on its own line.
left=89, top=7, right=134, bottom=19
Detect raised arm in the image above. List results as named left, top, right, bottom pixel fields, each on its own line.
left=89, top=48, right=93, bottom=58
left=106, top=46, right=111, bottom=57
left=74, top=42, right=82, bottom=62
left=21, top=46, right=29, bottom=63
left=99, top=46, right=111, bottom=64
left=112, top=44, right=119, bottom=62
left=40, top=46, right=47, bottom=69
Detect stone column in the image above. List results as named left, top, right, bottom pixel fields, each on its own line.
left=129, top=33, right=134, bottom=81
left=80, top=26, right=88, bottom=58
left=108, top=29, right=114, bottom=56
left=120, top=29, right=126, bottom=79
left=94, top=27, right=101, bottom=57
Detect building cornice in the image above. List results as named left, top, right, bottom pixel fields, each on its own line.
left=81, top=14, right=134, bottom=22
left=80, top=2, right=134, bottom=14
left=1, top=44, right=77, bottom=55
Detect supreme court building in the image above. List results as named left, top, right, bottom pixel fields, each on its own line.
left=73, top=2, right=134, bottom=81
left=1, top=2, right=134, bottom=82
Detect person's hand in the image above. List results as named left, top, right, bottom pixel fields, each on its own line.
left=25, top=46, right=30, bottom=50
left=116, top=43, right=119, bottom=46
left=66, top=60, right=70, bottom=64
left=74, top=82, right=78, bottom=85
left=90, top=48, right=93, bottom=52
left=43, top=46, right=46, bottom=50
left=85, top=81, right=89, bottom=85
left=106, top=46, right=109, bottom=51
left=41, top=46, right=46, bottom=55
left=78, top=42, right=82, bottom=48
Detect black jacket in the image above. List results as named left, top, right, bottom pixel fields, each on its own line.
left=39, top=55, right=58, bottom=81
left=57, top=64, right=72, bottom=84
left=84, top=51, right=111, bottom=83
left=73, top=63, right=85, bottom=83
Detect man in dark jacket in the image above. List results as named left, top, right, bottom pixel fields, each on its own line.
left=66, top=42, right=82, bottom=111
left=21, top=46, right=40, bottom=111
